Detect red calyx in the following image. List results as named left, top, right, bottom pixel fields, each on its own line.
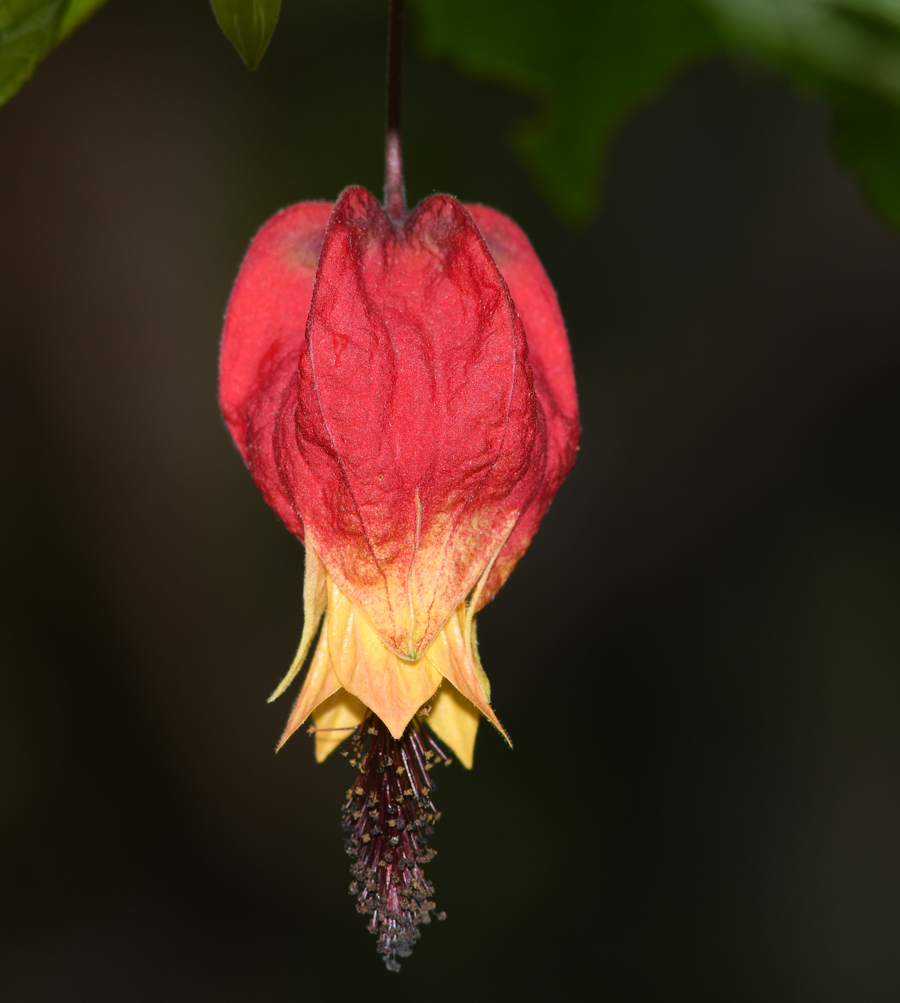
left=220, top=187, right=578, bottom=655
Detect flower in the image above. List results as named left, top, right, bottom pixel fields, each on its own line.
left=220, top=184, right=578, bottom=968
left=219, top=186, right=578, bottom=768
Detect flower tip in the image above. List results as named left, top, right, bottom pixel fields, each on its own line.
left=485, top=709, right=513, bottom=751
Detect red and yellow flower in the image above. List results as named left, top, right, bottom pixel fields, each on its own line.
left=219, top=185, right=578, bottom=769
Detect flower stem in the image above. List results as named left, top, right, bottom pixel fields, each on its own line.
left=384, top=0, right=407, bottom=223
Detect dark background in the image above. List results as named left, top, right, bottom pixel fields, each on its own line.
left=2, top=1, right=899, bottom=999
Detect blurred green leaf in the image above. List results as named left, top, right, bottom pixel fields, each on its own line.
left=210, top=0, right=281, bottom=70
left=411, top=0, right=719, bottom=222
left=700, top=0, right=900, bottom=100
left=0, top=0, right=107, bottom=108
left=831, top=86, right=900, bottom=227
left=0, top=0, right=66, bottom=106
left=58, top=0, right=108, bottom=43
left=412, top=0, right=900, bottom=229
left=700, top=1, right=900, bottom=226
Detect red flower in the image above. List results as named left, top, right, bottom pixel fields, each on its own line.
left=219, top=186, right=578, bottom=767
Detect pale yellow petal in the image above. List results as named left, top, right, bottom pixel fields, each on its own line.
left=463, top=527, right=511, bottom=662
left=268, top=542, right=329, bottom=702
left=460, top=606, right=491, bottom=701
left=425, top=604, right=511, bottom=746
left=275, top=628, right=341, bottom=750
left=312, top=689, right=368, bottom=762
left=424, top=684, right=481, bottom=769
left=326, top=578, right=442, bottom=739
left=461, top=527, right=516, bottom=699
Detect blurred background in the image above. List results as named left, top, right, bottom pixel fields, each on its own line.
left=1, top=0, right=899, bottom=999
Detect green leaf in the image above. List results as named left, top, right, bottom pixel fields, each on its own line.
left=57, top=0, right=108, bottom=44
left=210, top=0, right=281, bottom=70
left=0, top=0, right=66, bottom=106
left=698, top=1, right=900, bottom=227
left=412, top=0, right=900, bottom=229
left=699, top=0, right=900, bottom=100
left=831, top=85, right=900, bottom=228
left=0, top=0, right=108, bottom=108
left=411, top=0, right=720, bottom=221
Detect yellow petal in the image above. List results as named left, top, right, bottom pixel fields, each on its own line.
left=461, top=529, right=512, bottom=694
left=268, top=542, right=328, bottom=702
left=425, top=604, right=511, bottom=746
left=424, top=684, right=481, bottom=769
left=466, top=615, right=490, bottom=700
left=326, top=577, right=442, bottom=739
left=312, top=689, right=367, bottom=762
left=275, top=625, right=341, bottom=750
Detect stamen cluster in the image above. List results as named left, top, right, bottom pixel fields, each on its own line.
left=341, top=715, right=450, bottom=970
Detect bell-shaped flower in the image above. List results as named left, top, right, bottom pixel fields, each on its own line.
left=219, top=186, right=578, bottom=768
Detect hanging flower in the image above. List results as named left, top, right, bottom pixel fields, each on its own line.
left=220, top=184, right=577, bottom=761
left=219, top=183, right=577, bottom=967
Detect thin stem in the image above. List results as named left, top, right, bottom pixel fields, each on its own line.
left=384, top=0, right=407, bottom=223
